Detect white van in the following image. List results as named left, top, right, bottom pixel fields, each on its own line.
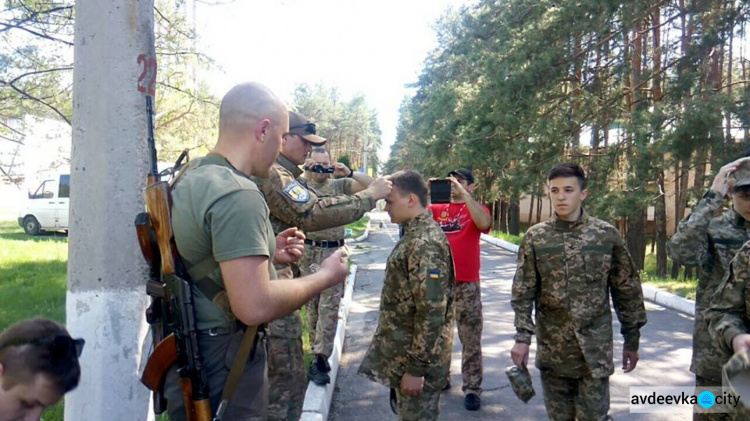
left=17, top=173, right=70, bottom=235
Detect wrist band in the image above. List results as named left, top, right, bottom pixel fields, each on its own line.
left=348, top=167, right=354, bottom=177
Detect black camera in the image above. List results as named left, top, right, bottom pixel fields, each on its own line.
left=430, top=179, right=452, bottom=204
left=305, top=163, right=335, bottom=174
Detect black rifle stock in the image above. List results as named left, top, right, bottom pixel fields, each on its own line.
left=137, top=96, right=211, bottom=421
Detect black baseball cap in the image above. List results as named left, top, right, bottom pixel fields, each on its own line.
left=288, top=111, right=327, bottom=145
left=448, top=168, right=475, bottom=185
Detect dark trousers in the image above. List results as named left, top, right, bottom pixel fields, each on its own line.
left=164, top=329, right=267, bottom=421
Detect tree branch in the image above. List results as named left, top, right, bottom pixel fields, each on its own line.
left=8, top=66, right=72, bottom=85
left=0, top=81, right=71, bottom=125
left=0, top=21, right=73, bottom=46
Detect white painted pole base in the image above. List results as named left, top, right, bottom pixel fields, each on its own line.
left=65, top=290, right=154, bottom=421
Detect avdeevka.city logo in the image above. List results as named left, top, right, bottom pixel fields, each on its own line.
left=698, top=391, right=715, bottom=409
left=629, top=386, right=739, bottom=413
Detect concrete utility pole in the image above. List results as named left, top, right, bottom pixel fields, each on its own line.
left=67, top=1, right=155, bottom=419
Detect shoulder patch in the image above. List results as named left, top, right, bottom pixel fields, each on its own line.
left=283, top=181, right=310, bottom=203
left=429, top=269, right=440, bottom=279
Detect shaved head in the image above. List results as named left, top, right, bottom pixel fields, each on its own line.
left=219, top=82, right=286, bottom=138
left=212, top=82, right=288, bottom=177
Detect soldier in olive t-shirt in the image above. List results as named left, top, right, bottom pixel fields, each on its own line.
left=164, top=154, right=275, bottom=421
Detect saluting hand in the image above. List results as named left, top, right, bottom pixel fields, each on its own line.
left=711, top=157, right=750, bottom=197
left=273, top=227, right=305, bottom=265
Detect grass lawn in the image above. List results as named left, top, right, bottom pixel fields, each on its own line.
left=0, top=219, right=319, bottom=420
left=345, top=215, right=370, bottom=239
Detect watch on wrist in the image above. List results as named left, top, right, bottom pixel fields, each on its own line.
left=348, top=167, right=354, bottom=177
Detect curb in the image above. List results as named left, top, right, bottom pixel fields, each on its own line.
left=301, top=264, right=358, bottom=421
left=479, top=234, right=696, bottom=316
left=347, top=216, right=371, bottom=244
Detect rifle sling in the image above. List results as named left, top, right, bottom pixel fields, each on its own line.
left=214, top=324, right=259, bottom=420
left=186, top=256, right=223, bottom=302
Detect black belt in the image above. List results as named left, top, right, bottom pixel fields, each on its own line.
left=304, top=238, right=345, bottom=248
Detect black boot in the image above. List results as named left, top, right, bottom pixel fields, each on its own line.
left=308, top=354, right=331, bottom=385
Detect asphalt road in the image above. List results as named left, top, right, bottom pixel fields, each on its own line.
left=330, top=211, right=695, bottom=420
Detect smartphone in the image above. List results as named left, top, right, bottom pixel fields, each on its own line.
left=430, top=179, right=452, bottom=204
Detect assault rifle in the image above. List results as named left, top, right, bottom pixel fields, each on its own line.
left=136, top=95, right=211, bottom=421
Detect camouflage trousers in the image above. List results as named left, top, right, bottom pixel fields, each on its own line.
left=454, top=281, right=483, bottom=396
left=299, top=245, right=344, bottom=358
left=393, top=387, right=441, bottom=421
left=540, top=371, right=610, bottom=421
left=694, top=375, right=736, bottom=421
left=267, top=265, right=306, bottom=421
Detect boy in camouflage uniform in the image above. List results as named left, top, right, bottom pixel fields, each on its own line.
left=253, top=111, right=391, bottom=421
left=300, top=147, right=375, bottom=385
left=669, top=157, right=750, bottom=420
left=510, top=163, right=647, bottom=421
left=708, top=242, right=750, bottom=419
left=359, top=170, right=455, bottom=421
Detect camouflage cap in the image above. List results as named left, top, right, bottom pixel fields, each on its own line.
left=730, top=160, right=750, bottom=191
left=505, top=365, right=535, bottom=403
left=723, top=350, right=750, bottom=409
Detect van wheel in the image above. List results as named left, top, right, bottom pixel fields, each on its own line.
left=23, top=216, right=41, bottom=236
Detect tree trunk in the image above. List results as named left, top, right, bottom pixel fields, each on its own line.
left=655, top=171, right=668, bottom=277
left=627, top=211, right=647, bottom=271
left=509, top=199, right=520, bottom=236
left=500, top=200, right=508, bottom=233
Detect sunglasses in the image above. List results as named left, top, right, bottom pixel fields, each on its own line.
left=289, top=122, right=317, bottom=135
left=0, top=335, right=85, bottom=361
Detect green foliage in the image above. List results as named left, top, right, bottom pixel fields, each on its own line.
left=291, top=83, right=381, bottom=175
left=0, top=0, right=221, bottom=176
left=0, top=221, right=67, bottom=330
left=386, top=0, right=750, bottom=264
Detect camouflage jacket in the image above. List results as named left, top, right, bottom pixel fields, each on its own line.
left=708, top=243, right=750, bottom=356
left=667, top=190, right=749, bottom=380
left=253, top=154, right=375, bottom=237
left=358, top=211, right=455, bottom=391
left=303, top=177, right=353, bottom=241
left=511, top=210, right=647, bottom=378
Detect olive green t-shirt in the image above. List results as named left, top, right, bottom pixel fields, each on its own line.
left=171, top=155, right=277, bottom=330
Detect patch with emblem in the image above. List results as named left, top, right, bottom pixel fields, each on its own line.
left=283, top=181, right=310, bottom=203
left=427, top=269, right=442, bottom=301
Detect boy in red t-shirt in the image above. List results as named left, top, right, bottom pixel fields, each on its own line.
left=428, top=168, right=491, bottom=411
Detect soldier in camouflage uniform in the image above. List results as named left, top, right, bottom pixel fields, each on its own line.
left=359, top=170, right=455, bottom=421
left=708, top=243, right=750, bottom=420
left=166, top=83, right=349, bottom=420
left=510, top=163, right=647, bottom=421
left=669, top=157, right=750, bottom=420
left=253, top=111, right=392, bottom=421
left=299, top=147, right=375, bottom=385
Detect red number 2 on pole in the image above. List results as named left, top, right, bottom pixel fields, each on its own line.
left=137, top=54, right=157, bottom=96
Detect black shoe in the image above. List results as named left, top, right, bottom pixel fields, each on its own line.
left=308, top=355, right=331, bottom=385
left=317, top=354, right=331, bottom=373
left=442, top=379, right=451, bottom=391
left=464, top=393, right=481, bottom=411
